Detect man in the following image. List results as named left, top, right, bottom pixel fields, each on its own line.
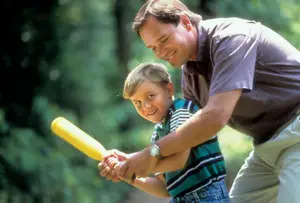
left=99, top=0, right=300, bottom=202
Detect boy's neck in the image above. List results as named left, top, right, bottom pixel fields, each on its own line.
left=159, top=98, right=175, bottom=124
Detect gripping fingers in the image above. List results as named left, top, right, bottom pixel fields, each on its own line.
left=98, top=161, right=107, bottom=170
left=107, top=157, right=118, bottom=169
left=100, top=166, right=114, bottom=180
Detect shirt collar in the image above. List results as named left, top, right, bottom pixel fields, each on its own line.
left=182, top=21, right=209, bottom=74
left=196, top=21, right=209, bottom=62
left=159, top=98, right=180, bottom=125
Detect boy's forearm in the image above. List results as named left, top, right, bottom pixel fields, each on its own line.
left=152, top=150, right=190, bottom=173
left=130, top=177, right=169, bottom=198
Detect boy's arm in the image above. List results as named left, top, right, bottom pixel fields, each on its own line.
left=124, top=175, right=170, bottom=198
left=113, top=162, right=169, bottom=198
left=101, top=158, right=169, bottom=198
left=152, top=149, right=190, bottom=173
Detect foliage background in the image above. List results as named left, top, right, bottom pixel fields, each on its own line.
left=0, top=0, right=299, bottom=202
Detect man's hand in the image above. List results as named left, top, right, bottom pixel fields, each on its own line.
left=104, top=149, right=129, bottom=162
left=116, top=147, right=159, bottom=180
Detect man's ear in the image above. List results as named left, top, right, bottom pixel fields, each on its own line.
left=180, top=15, right=192, bottom=31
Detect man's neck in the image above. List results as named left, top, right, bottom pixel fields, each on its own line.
left=188, top=26, right=198, bottom=61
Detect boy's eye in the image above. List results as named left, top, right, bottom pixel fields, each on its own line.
left=134, top=101, right=141, bottom=106
left=148, top=94, right=155, bottom=99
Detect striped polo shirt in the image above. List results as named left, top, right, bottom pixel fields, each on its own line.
left=152, top=98, right=226, bottom=197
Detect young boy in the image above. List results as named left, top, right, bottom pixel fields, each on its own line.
left=101, top=62, right=230, bottom=202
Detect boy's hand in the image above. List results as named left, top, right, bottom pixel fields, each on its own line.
left=98, top=157, right=120, bottom=182
left=98, top=149, right=130, bottom=182
left=113, top=162, right=137, bottom=184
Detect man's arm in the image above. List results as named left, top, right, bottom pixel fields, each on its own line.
left=120, top=89, right=242, bottom=179
left=157, top=89, right=242, bottom=156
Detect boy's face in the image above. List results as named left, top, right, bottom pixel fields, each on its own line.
left=139, top=15, right=196, bottom=68
left=129, top=81, right=174, bottom=123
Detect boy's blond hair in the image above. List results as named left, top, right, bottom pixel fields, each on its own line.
left=123, top=62, right=171, bottom=99
left=132, top=0, right=202, bottom=35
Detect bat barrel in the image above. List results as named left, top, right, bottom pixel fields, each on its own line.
left=51, top=117, right=107, bottom=161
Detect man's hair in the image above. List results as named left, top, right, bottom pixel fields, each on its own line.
left=132, top=0, right=202, bottom=34
left=123, top=62, right=171, bottom=99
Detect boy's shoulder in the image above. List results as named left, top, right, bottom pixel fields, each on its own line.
left=172, top=98, right=199, bottom=112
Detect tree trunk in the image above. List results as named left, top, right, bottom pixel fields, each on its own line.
left=198, top=0, right=215, bottom=18
left=114, top=0, right=131, bottom=74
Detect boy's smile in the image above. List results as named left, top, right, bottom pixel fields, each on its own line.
left=129, top=81, right=174, bottom=123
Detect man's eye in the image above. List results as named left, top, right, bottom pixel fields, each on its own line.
left=134, top=101, right=141, bottom=106
left=162, top=37, right=169, bottom=43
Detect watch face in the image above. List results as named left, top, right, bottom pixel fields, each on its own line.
left=150, top=145, right=159, bottom=157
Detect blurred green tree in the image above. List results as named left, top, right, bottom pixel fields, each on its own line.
left=0, top=0, right=299, bottom=202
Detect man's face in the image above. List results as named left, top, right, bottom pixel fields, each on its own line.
left=139, top=15, right=196, bottom=68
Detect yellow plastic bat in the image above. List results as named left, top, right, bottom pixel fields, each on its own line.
left=51, top=117, right=107, bottom=161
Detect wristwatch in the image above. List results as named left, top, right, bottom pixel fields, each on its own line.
left=150, top=142, right=161, bottom=159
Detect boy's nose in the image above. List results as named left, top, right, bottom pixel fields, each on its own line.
left=143, top=101, right=152, bottom=109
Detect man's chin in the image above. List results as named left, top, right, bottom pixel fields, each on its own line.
left=169, top=61, right=184, bottom=68
left=167, top=57, right=188, bottom=68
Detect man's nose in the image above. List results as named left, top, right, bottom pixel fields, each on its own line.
left=155, top=45, right=167, bottom=60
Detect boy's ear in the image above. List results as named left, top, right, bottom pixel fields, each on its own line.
left=167, top=83, right=175, bottom=97
left=180, top=15, right=192, bottom=31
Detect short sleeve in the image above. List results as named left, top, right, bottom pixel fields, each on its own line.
left=209, top=35, right=258, bottom=96
left=170, top=101, right=198, bottom=132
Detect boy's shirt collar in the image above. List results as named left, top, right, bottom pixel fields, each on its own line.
left=155, top=98, right=181, bottom=137
left=158, top=98, right=181, bottom=126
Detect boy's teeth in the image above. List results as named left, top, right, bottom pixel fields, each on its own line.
left=149, top=110, right=156, bottom=115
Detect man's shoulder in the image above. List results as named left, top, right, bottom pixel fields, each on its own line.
left=201, top=17, right=260, bottom=39
left=201, top=17, right=258, bottom=28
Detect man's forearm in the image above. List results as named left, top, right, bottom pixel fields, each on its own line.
left=157, top=89, right=242, bottom=157
left=157, top=108, right=223, bottom=157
